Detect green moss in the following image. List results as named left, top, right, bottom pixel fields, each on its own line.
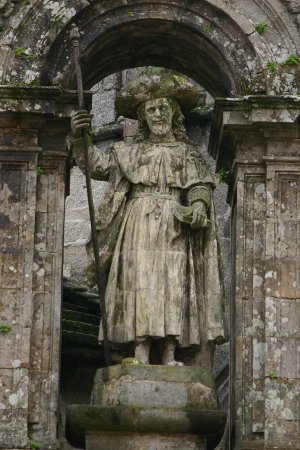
left=62, top=319, right=98, bottom=335
left=266, top=61, right=277, bottom=72
left=203, top=25, right=213, bottom=34
left=35, top=165, right=43, bottom=175
left=0, top=324, right=12, bottom=333
left=218, top=168, right=230, bottom=184
left=127, top=11, right=135, bottom=17
left=15, top=47, right=35, bottom=59
left=29, top=440, right=41, bottom=449
left=29, top=80, right=42, bottom=87
left=192, top=103, right=214, bottom=112
left=255, top=23, right=267, bottom=35
left=281, top=54, right=300, bottom=67
left=266, top=370, right=278, bottom=380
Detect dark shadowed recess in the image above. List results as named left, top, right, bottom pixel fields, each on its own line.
left=42, top=19, right=235, bottom=98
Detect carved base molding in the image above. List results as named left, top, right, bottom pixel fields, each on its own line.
left=66, top=363, right=227, bottom=450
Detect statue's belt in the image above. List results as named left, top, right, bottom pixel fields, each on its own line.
left=129, top=186, right=182, bottom=201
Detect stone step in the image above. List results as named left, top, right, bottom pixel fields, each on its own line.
left=62, top=319, right=99, bottom=336
left=62, top=330, right=99, bottom=347
left=63, top=285, right=100, bottom=315
left=62, top=308, right=99, bottom=325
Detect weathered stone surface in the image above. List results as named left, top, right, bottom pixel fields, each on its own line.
left=71, top=74, right=226, bottom=368
left=66, top=363, right=226, bottom=449
left=0, top=87, right=88, bottom=449
left=91, top=364, right=217, bottom=410
left=0, top=2, right=299, bottom=448
left=66, top=405, right=226, bottom=446
left=210, top=96, right=300, bottom=449
left=1, top=1, right=299, bottom=96
left=86, top=432, right=206, bottom=450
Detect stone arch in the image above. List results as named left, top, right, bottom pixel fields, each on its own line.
left=1, top=1, right=300, bottom=448
left=1, top=0, right=299, bottom=95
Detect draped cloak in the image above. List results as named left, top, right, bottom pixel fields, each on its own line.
left=73, top=139, right=225, bottom=347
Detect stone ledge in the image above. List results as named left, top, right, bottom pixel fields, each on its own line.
left=0, top=85, right=92, bottom=115
left=93, top=363, right=215, bottom=387
left=66, top=405, right=226, bottom=449
left=86, top=431, right=206, bottom=450
left=91, top=364, right=218, bottom=410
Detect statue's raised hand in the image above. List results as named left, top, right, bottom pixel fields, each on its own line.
left=191, top=201, right=207, bottom=229
left=71, top=110, right=93, bottom=138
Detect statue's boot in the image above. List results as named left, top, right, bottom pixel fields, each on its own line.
left=135, top=338, right=150, bottom=364
left=161, top=336, right=184, bottom=366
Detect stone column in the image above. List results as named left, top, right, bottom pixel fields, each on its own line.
left=0, top=109, right=42, bottom=448
left=0, top=87, right=91, bottom=449
left=209, top=96, right=300, bottom=450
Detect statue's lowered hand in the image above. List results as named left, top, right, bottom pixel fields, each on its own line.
left=174, top=203, right=210, bottom=229
left=71, top=110, right=94, bottom=138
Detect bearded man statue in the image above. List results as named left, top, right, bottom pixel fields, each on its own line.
left=70, top=74, right=226, bottom=369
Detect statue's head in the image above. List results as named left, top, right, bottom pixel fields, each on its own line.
left=115, top=74, right=201, bottom=143
left=142, top=97, right=174, bottom=137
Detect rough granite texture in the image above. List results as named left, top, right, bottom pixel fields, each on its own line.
left=0, top=1, right=299, bottom=449
left=66, top=365, right=226, bottom=450
left=209, top=96, right=300, bottom=450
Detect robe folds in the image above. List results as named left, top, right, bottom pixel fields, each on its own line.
left=73, top=139, right=225, bottom=347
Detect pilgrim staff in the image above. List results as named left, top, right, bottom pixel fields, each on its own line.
left=70, top=23, right=111, bottom=367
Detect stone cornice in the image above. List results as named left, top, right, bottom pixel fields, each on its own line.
left=0, top=86, right=92, bottom=115
left=209, top=96, right=300, bottom=171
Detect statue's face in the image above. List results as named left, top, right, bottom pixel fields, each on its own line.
left=144, top=98, right=173, bottom=137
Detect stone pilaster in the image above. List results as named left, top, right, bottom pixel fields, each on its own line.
left=209, top=96, right=300, bottom=450
left=0, top=87, right=91, bottom=449
left=0, top=111, right=42, bottom=448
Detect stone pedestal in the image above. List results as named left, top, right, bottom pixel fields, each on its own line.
left=209, top=96, right=300, bottom=450
left=86, top=432, right=206, bottom=450
left=66, top=362, right=227, bottom=450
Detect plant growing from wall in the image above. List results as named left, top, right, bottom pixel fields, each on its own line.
left=29, top=80, right=42, bottom=87
left=35, top=165, right=43, bottom=175
left=29, top=441, right=41, bottom=449
left=266, top=370, right=278, bottom=380
left=255, top=23, right=267, bottom=35
left=266, top=61, right=277, bottom=72
left=0, top=324, right=12, bottom=333
left=203, top=24, right=213, bottom=34
left=281, top=54, right=299, bottom=67
left=218, top=168, right=230, bottom=184
left=15, top=47, right=35, bottom=59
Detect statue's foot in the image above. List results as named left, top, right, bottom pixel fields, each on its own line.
left=164, top=359, right=184, bottom=367
left=161, top=336, right=184, bottom=366
left=122, top=357, right=144, bottom=366
left=135, top=339, right=150, bottom=364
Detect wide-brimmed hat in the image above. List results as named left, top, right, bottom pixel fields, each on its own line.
left=115, top=74, right=202, bottom=119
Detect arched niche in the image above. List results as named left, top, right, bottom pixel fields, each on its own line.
left=0, top=1, right=300, bottom=449
left=41, top=2, right=261, bottom=96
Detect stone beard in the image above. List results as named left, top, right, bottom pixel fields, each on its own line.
left=71, top=81, right=225, bottom=368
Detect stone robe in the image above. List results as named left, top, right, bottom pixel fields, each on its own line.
left=73, top=139, right=225, bottom=347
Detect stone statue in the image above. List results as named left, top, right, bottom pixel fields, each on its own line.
left=70, top=75, right=225, bottom=368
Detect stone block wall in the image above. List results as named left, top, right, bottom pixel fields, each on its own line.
left=210, top=96, right=300, bottom=449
